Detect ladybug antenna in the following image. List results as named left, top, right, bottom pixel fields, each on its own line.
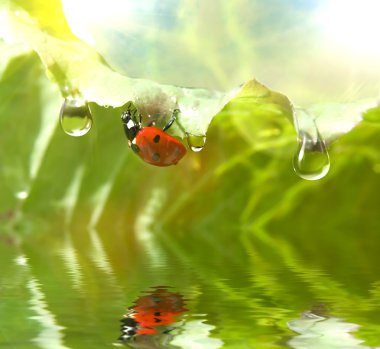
left=163, top=109, right=180, bottom=132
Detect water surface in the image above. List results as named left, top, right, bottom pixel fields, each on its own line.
left=1, top=224, right=379, bottom=349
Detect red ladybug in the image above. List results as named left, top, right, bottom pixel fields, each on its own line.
left=119, top=287, right=187, bottom=341
left=121, top=103, right=187, bottom=166
left=132, top=288, right=186, bottom=334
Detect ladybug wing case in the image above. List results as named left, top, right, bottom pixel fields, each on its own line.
left=134, top=128, right=187, bottom=167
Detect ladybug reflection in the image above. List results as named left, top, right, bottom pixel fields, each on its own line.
left=119, top=287, right=187, bottom=342
left=121, top=102, right=187, bottom=167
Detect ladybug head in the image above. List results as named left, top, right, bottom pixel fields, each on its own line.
left=121, top=109, right=140, bottom=142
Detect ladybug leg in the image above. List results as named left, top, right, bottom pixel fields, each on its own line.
left=162, top=109, right=180, bottom=132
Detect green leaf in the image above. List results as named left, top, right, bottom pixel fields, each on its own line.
left=3, top=1, right=379, bottom=144
left=1, top=3, right=233, bottom=139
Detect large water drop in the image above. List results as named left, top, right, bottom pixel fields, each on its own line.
left=293, top=129, right=330, bottom=181
left=59, top=97, right=93, bottom=137
left=186, top=133, right=206, bottom=152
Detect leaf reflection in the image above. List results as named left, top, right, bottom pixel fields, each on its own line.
left=28, top=278, right=70, bottom=349
left=288, top=311, right=374, bottom=349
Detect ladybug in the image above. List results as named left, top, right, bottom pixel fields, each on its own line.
left=121, top=103, right=187, bottom=167
left=119, top=287, right=187, bottom=341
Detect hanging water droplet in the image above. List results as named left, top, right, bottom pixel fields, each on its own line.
left=293, top=130, right=330, bottom=181
left=186, top=133, right=206, bottom=152
left=60, top=97, right=93, bottom=137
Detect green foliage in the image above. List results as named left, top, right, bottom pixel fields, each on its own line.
left=1, top=46, right=380, bottom=348
left=1, top=1, right=380, bottom=348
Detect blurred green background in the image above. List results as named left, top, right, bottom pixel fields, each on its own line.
left=1, top=1, right=380, bottom=348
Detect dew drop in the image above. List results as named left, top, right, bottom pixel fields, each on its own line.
left=59, top=97, right=93, bottom=137
left=186, top=133, right=206, bottom=152
left=293, top=130, right=330, bottom=181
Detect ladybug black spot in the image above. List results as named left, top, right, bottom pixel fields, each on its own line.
left=153, top=134, right=160, bottom=143
left=131, top=143, right=141, bottom=154
left=152, top=153, right=160, bottom=161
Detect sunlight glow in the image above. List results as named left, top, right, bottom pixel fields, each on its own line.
left=61, top=0, right=153, bottom=46
left=320, top=0, right=380, bottom=56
